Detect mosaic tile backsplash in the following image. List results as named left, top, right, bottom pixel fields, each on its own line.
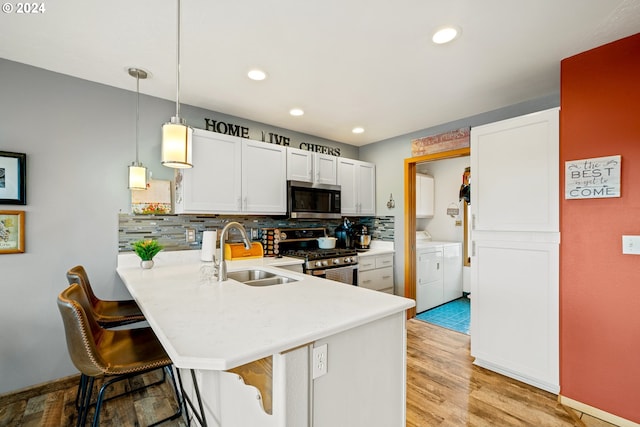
left=119, top=214, right=395, bottom=253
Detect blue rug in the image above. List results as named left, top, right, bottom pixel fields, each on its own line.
left=415, top=297, right=470, bottom=335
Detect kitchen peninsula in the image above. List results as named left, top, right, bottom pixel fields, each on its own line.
left=117, top=250, right=415, bottom=427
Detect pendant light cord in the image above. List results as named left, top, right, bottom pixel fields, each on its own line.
left=175, top=0, right=181, bottom=119
left=135, top=73, right=140, bottom=165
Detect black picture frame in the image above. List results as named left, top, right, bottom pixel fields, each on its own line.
left=0, top=151, right=26, bottom=205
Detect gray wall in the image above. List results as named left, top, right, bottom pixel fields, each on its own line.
left=0, top=58, right=356, bottom=394
left=359, top=94, right=560, bottom=297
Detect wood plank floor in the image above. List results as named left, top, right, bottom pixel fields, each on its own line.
left=0, top=319, right=617, bottom=426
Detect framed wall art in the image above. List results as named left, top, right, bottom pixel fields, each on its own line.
left=0, top=210, right=25, bottom=254
left=0, top=151, right=26, bottom=205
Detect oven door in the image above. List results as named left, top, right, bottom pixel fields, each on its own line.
left=310, top=265, right=358, bottom=286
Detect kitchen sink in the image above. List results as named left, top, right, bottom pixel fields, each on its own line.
left=227, top=269, right=298, bottom=286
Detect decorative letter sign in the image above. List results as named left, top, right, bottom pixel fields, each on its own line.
left=565, top=155, right=621, bottom=199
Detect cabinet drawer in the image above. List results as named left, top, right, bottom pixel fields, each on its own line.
left=375, top=255, right=393, bottom=269
left=359, top=267, right=394, bottom=291
left=358, top=257, right=376, bottom=271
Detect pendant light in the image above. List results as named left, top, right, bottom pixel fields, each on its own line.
left=161, top=0, right=193, bottom=168
left=128, top=67, right=149, bottom=190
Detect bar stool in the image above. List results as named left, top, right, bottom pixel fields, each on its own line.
left=57, top=283, right=183, bottom=426
left=66, top=265, right=145, bottom=328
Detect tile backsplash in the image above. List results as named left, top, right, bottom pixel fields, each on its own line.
left=119, top=214, right=394, bottom=253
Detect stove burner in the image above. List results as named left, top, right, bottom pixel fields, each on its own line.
left=282, top=248, right=357, bottom=260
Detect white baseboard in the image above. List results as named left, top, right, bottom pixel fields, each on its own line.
left=559, top=395, right=639, bottom=427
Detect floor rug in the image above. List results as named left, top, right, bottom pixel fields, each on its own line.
left=415, top=297, right=470, bottom=334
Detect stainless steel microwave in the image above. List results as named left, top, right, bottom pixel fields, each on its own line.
left=287, top=180, right=342, bottom=219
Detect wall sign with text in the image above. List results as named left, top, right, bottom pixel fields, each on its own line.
left=565, top=155, right=621, bottom=199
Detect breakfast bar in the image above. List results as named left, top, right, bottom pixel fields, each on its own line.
left=117, top=250, right=415, bottom=427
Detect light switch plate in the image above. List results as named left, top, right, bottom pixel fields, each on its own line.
left=622, top=235, right=640, bottom=255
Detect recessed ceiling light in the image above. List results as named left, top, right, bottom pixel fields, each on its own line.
left=432, top=26, right=460, bottom=44
left=352, top=127, right=365, bottom=134
left=247, top=69, right=267, bottom=81
left=290, top=108, right=304, bottom=116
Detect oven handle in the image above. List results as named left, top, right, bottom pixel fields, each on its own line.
left=310, top=264, right=358, bottom=277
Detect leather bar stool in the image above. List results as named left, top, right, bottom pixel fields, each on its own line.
left=57, top=283, right=183, bottom=426
left=66, top=265, right=145, bottom=328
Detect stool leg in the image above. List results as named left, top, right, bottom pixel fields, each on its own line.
left=77, top=376, right=94, bottom=427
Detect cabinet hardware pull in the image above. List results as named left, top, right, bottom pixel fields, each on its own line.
left=363, top=280, right=371, bottom=283
left=382, top=276, right=391, bottom=279
left=472, top=214, right=476, bottom=230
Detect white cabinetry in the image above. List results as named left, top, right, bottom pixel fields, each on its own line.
left=286, top=147, right=337, bottom=185
left=175, top=129, right=286, bottom=214
left=416, top=173, right=434, bottom=218
left=242, top=139, right=287, bottom=214
left=416, top=242, right=462, bottom=313
left=337, top=158, right=375, bottom=216
left=358, top=254, right=394, bottom=294
left=470, top=108, right=559, bottom=393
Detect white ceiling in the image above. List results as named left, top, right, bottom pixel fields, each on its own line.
left=1, top=0, right=638, bottom=146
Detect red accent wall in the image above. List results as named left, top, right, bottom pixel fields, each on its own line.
left=560, top=33, right=640, bottom=423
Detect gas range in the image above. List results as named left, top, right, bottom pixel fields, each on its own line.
left=282, top=248, right=358, bottom=271
left=276, top=228, right=358, bottom=272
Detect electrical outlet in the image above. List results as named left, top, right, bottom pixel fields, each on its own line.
left=185, top=228, right=196, bottom=243
left=312, top=344, right=328, bottom=379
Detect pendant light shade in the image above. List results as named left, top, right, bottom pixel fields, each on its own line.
left=128, top=68, right=149, bottom=190
left=128, top=164, right=148, bottom=190
left=161, top=118, right=193, bottom=168
left=162, top=0, right=193, bottom=169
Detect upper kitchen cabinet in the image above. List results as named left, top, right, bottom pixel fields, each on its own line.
left=174, top=129, right=286, bottom=215
left=286, top=147, right=337, bottom=185
left=337, top=158, right=376, bottom=216
left=416, top=173, right=434, bottom=218
left=242, top=139, right=287, bottom=214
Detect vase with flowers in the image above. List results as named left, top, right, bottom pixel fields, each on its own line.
left=131, top=239, right=164, bottom=269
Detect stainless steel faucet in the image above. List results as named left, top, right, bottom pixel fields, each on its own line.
left=217, top=221, right=252, bottom=282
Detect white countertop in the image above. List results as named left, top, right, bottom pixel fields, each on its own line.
left=356, top=240, right=395, bottom=257
left=117, top=251, right=414, bottom=371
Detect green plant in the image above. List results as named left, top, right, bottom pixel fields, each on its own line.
left=131, top=239, right=164, bottom=261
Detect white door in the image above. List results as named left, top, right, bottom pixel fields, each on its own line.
left=470, top=108, right=559, bottom=393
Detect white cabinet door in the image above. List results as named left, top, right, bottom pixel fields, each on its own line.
left=337, top=158, right=376, bottom=216
left=337, top=158, right=358, bottom=215
left=416, top=174, right=434, bottom=218
left=315, top=153, right=337, bottom=185
left=357, top=162, right=376, bottom=215
left=416, top=248, right=443, bottom=312
left=286, top=147, right=313, bottom=182
left=242, top=140, right=287, bottom=214
left=175, top=130, right=242, bottom=213
left=470, top=108, right=559, bottom=393
left=472, top=109, right=559, bottom=232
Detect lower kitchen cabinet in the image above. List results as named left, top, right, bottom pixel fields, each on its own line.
left=358, top=253, right=394, bottom=294
left=416, top=242, right=462, bottom=312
